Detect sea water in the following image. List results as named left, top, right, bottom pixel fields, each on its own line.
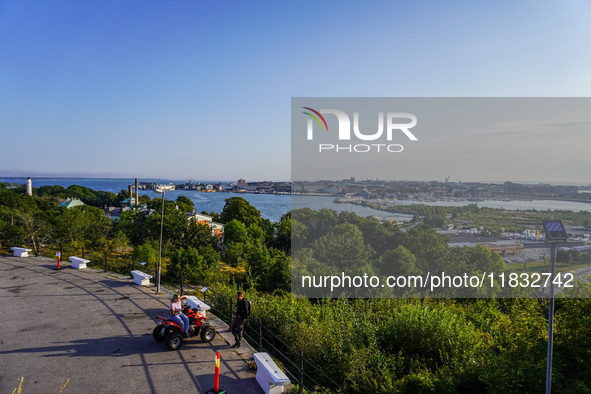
left=2, top=178, right=590, bottom=223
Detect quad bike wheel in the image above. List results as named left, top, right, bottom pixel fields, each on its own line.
left=200, top=325, right=216, bottom=342
left=166, top=332, right=184, bottom=351
left=153, top=325, right=169, bottom=342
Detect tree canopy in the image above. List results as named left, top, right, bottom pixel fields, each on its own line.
left=220, top=197, right=262, bottom=226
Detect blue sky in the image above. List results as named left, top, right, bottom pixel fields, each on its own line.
left=1, top=1, right=590, bottom=181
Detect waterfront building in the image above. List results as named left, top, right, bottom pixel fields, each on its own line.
left=120, top=197, right=136, bottom=208
left=187, top=213, right=224, bottom=239
left=58, top=197, right=85, bottom=209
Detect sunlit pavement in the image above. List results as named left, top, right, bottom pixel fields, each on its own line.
left=0, top=255, right=263, bottom=394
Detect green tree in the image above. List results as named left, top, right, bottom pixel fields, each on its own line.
left=116, top=189, right=130, bottom=204
left=405, top=224, right=454, bottom=274
left=175, top=195, right=195, bottom=213
left=114, top=210, right=150, bottom=246
left=37, top=185, right=67, bottom=198
left=260, top=217, right=276, bottom=247
left=183, top=219, right=218, bottom=249
left=267, top=248, right=291, bottom=292
left=0, top=206, right=28, bottom=248
left=220, top=197, right=261, bottom=226
left=246, top=243, right=271, bottom=286
left=478, top=299, right=548, bottom=393
left=247, top=223, right=265, bottom=245
left=134, top=241, right=159, bottom=275
left=312, top=223, right=375, bottom=272
left=54, top=205, right=111, bottom=246
left=223, top=219, right=248, bottom=244
left=9, top=204, right=54, bottom=256
left=144, top=203, right=189, bottom=248
left=557, top=249, right=577, bottom=267
left=169, top=246, right=207, bottom=287
left=274, top=213, right=291, bottom=253
left=360, top=219, right=407, bottom=255
left=455, top=244, right=505, bottom=273
left=196, top=245, right=220, bottom=269
left=292, top=208, right=338, bottom=248
left=379, top=246, right=419, bottom=277
left=244, top=246, right=290, bottom=292
left=291, top=217, right=309, bottom=248
left=553, top=298, right=591, bottom=389
left=225, top=241, right=247, bottom=267
left=138, top=194, right=151, bottom=205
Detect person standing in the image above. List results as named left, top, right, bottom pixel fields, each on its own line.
left=230, top=291, right=248, bottom=348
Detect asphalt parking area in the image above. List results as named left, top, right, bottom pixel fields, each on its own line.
left=0, top=256, right=262, bottom=394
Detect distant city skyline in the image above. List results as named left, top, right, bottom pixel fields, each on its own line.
left=2, top=1, right=591, bottom=180
left=292, top=98, right=591, bottom=185
left=1, top=170, right=589, bottom=186
left=1, top=175, right=590, bottom=188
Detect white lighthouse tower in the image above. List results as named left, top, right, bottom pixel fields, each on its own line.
left=26, top=177, right=32, bottom=196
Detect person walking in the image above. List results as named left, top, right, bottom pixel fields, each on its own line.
left=230, top=291, right=248, bottom=348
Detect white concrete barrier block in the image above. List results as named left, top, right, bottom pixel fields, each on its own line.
left=185, top=295, right=211, bottom=317
left=131, top=270, right=152, bottom=286
left=12, top=247, right=32, bottom=257
left=254, top=352, right=290, bottom=394
left=69, top=256, right=90, bottom=269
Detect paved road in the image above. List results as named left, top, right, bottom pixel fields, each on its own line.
left=0, top=256, right=263, bottom=394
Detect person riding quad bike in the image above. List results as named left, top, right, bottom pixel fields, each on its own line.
left=153, top=296, right=216, bottom=351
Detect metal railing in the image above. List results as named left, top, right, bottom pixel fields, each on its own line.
left=201, top=287, right=348, bottom=394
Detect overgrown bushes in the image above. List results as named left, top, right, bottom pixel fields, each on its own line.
left=210, top=285, right=591, bottom=393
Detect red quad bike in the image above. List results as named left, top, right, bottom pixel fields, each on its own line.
left=153, top=304, right=216, bottom=350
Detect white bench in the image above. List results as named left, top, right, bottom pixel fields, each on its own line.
left=69, top=256, right=90, bottom=269
left=131, top=270, right=152, bottom=286
left=253, top=352, right=291, bottom=394
left=12, top=247, right=32, bottom=257
left=185, top=295, right=211, bottom=317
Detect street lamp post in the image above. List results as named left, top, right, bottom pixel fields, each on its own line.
left=545, top=241, right=557, bottom=394
left=156, top=188, right=165, bottom=294
left=521, top=220, right=584, bottom=394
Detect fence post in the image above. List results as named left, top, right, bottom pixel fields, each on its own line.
left=299, top=349, right=304, bottom=394
left=104, top=250, right=108, bottom=272
left=229, top=296, right=233, bottom=324
left=180, top=271, right=184, bottom=296
left=258, top=318, right=263, bottom=350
